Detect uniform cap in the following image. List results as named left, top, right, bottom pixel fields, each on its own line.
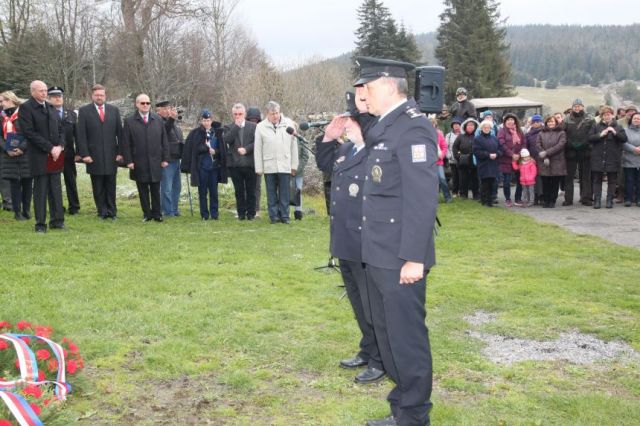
left=155, top=100, right=170, bottom=108
left=201, top=109, right=212, bottom=119
left=47, top=86, right=64, bottom=95
left=353, top=56, right=415, bottom=86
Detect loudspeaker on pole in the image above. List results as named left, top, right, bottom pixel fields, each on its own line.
left=415, top=66, right=446, bottom=114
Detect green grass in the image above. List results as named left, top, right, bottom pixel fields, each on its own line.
left=516, top=85, right=605, bottom=114
left=1, top=170, right=639, bottom=425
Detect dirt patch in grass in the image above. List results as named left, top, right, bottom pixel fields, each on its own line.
left=465, top=311, right=639, bottom=365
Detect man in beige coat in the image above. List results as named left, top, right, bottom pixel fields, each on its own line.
left=254, top=101, right=298, bottom=224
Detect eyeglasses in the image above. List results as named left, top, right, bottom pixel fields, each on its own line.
left=139, top=102, right=151, bottom=105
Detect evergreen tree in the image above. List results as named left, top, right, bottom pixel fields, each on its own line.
left=435, top=0, right=514, bottom=102
left=352, top=0, right=422, bottom=75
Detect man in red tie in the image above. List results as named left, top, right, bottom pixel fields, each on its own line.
left=76, top=84, right=123, bottom=220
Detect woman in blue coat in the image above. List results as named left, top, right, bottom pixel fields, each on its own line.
left=473, top=120, right=502, bottom=207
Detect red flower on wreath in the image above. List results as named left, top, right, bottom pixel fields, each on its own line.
left=16, top=321, right=32, bottom=330
left=67, top=360, right=78, bottom=375
left=19, top=336, right=30, bottom=345
left=29, top=403, right=42, bottom=416
left=0, top=340, right=9, bottom=351
left=34, top=326, right=53, bottom=338
left=48, top=359, right=59, bottom=373
left=36, top=349, right=51, bottom=361
left=38, top=370, right=46, bottom=381
left=0, top=321, right=12, bottom=329
left=0, top=419, right=14, bottom=426
left=23, top=385, right=42, bottom=399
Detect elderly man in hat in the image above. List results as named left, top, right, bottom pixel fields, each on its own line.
left=450, top=87, right=477, bottom=120
left=18, top=80, right=65, bottom=232
left=47, top=86, right=80, bottom=215
left=563, top=98, right=595, bottom=206
left=355, top=56, right=438, bottom=426
left=155, top=100, right=184, bottom=217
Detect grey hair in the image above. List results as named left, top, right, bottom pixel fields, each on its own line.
left=382, top=77, right=409, bottom=96
left=232, top=103, right=245, bottom=112
left=265, top=101, right=280, bottom=113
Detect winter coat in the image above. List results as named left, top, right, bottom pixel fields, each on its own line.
left=452, top=118, right=479, bottom=169
left=223, top=120, right=256, bottom=169
left=76, top=103, right=123, bottom=176
left=182, top=123, right=228, bottom=186
left=497, top=125, right=525, bottom=173
left=525, top=125, right=543, bottom=159
left=473, top=131, right=501, bottom=180
left=296, top=137, right=310, bottom=175
left=450, top=100, right=477, bottom=120
left=253, top=116, right=299, bottom=174
left=17, top=97, right=64, bottom=176
left=588, top=120, right=628, bottom=173
left=564, top=111, right=595, bottom=154
left=622, top=124, right=640, bottom=169
left=436, top=129, right=447, bottom=166
left=534, top=127, right=567, bottom=177
left=1, top=108, right=31, bottom=180
left=445, top=131, right=460, bottom=164
left=512, top=159, right=537, bottom=185
left=163, top=117, right=184, bottom=161
left=121, top=111, right=170, bottom=183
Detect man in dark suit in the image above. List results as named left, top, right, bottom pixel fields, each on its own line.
left=18, top=80, right=65, bottom=233
left=224, top=103, right=257, bottom=220
left=76, top=84, right=123, bottom=219
left=122, top=93, right=169, bottom=222
left=355, top=57, right=439, bottom=426
left=47, top=86, right=80, bottom=215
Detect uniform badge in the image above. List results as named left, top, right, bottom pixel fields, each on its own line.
left=336, top=155, right=346, bottom=163
left=348, top=183, right=359, bottom=197
left=405, top=107, right=425, bottom=119
left=372, top=165, right=383, bottom=183
left=411, top=144, right=427, bottom=163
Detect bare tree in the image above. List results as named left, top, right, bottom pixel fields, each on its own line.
left=0, top=0, right=33, bottom=46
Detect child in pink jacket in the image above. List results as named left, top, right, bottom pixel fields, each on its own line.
left=512, top=148, right=537, bottom=207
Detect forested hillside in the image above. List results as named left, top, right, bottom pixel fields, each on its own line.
left=415, top=24, right=640, bottom=86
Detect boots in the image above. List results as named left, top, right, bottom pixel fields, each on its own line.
left=606, top=196, right=614, bottom=209
left=594, top=198, right=601, bottom=209
left=294, top=210, right=303, bottom=220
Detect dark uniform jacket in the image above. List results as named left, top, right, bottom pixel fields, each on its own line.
left=588, top=120, right=628, bottom=173
left=0, top=108, right=31, bottom=180
left=122, top=111, right=169, bottom=183
left=76, top=103, right=123, bottom=175
left=361, top=99, right=439, bottom=271
left=316, top=139, right=368, bottom=263
left=17, top=97, right=64, bottom=176
left=182, top=123, right=228, bottom=186
left=59, top=108, right=77, bottom=161
left=223, top=121, right=256, bottom=168
left=163, top=116, right=184, bottom=161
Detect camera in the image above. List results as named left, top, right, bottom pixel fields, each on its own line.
left=176, top=108, right=184, bottom=121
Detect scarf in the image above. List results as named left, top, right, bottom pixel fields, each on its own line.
left=2, top=108, right=19, bottom=139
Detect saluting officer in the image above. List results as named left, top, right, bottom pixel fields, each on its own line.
left=356, top=57, right=439, bottom=426
left=315, top=90, right=384, bottom=385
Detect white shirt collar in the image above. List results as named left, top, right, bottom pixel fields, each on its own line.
left=378, top=98, right=408, bottom=122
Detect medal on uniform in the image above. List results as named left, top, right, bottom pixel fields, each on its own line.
left=336, top=155, right=346, bottom=163
left=348, top=183, right=359, bottom=197
left=372, top=165, right=383, bottom=183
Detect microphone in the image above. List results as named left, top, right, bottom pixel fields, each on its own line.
left=299, top=120, right=330, bottom=131
left=286, top=127, right=309, bottom=144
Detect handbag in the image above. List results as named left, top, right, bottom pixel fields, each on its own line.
left=458, top=153, right=471, bottom=167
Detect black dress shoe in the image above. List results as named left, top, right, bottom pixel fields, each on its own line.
left=143, top=217, right=151, bottom=222
left=355, top=367, right=386, bottom=384
left=15, top=212, right=26, bottom=221
left=22, top=212, right=31, bottom=220
left=35, top=226, right=47, bottom=233
left=366, top=415, right=396, bottom=426
left=68, top=209, right=79, bottom=215
left=153, top=217, right=163, bottom=222
left=339, top=356, right=367, bottom=369
left=294, top=211, right=303, bottom=220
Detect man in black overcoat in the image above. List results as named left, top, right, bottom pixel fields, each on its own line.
left=122, top=93, right=169, bottom=221
left=76, top=84, right=123, bottom=219
left=47, top=86, right=80, bottom=215
left=18, top=80, right=65, bottom=232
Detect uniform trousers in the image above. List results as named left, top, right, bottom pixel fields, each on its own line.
left=63, top=156, right=80, bottom=213
left=365, top=265, right=432, bottom=426
left=339, top=259, right=382, bottom=370
left=33, top=173, right=64, bottom=230
left=90, top=174, right=117, bottom=218
left=136, top=181, right=161, bottom=220
left=8, top=178, right=32, bottom=216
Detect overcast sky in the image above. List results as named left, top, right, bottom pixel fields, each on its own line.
left=235, top=0, right=639, bottom=65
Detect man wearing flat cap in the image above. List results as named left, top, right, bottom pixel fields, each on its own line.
left=355, top=56, right=438, bottom=426
left=563, top=98, right=595, bottom=206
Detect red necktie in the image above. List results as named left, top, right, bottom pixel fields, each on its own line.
left=143, top=115, right=148, bottom=124
left=98, top=105, right=105, bottom=122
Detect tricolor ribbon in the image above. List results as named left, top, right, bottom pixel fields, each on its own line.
left=0, top=334, right=38, bottom=383
left=0, top=391, right=44, bottom=426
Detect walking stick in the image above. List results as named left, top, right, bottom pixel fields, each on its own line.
left=185, top=172, right=194, bottom=216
